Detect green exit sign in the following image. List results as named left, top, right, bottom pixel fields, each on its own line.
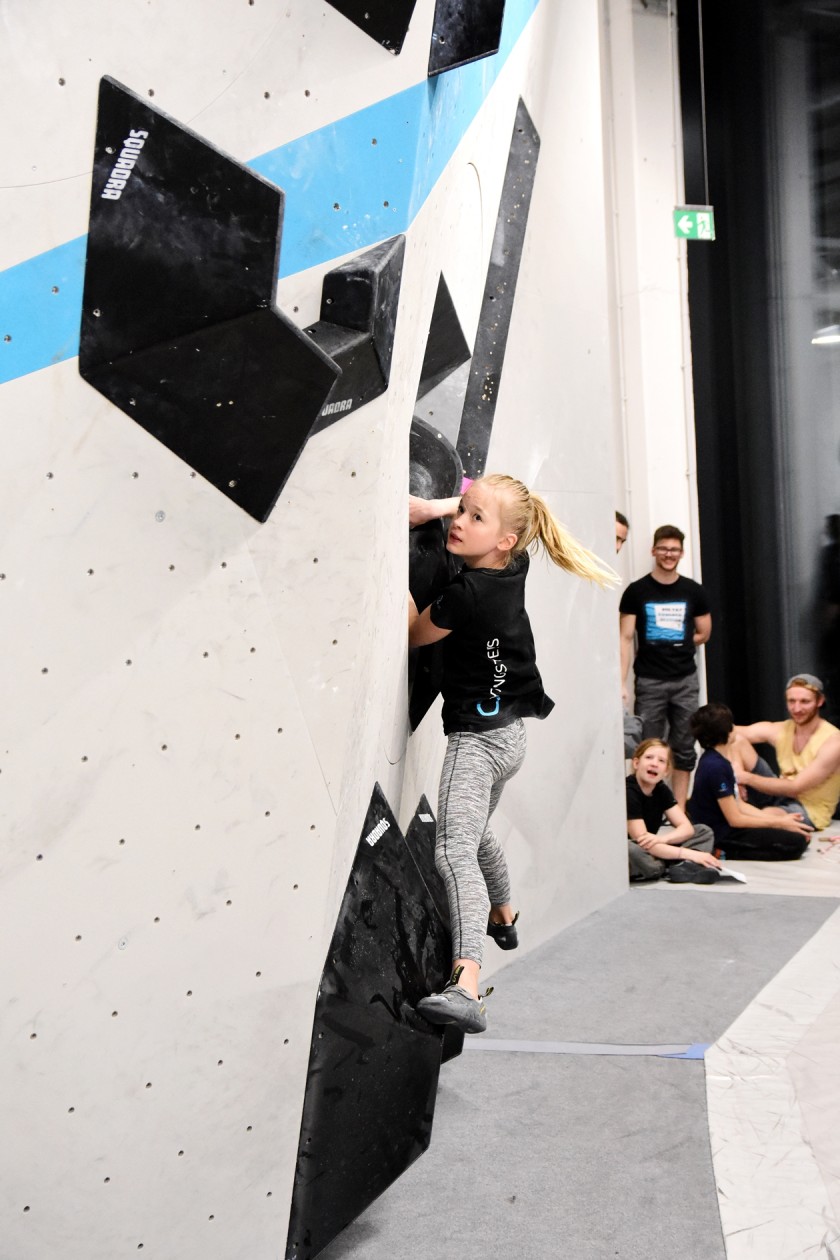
left=673, top=206, right=716, bottom=240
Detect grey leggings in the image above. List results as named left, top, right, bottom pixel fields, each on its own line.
left=435, top=719, right=527, bottom=967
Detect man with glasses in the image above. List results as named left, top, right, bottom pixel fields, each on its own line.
left=619, top=525, right=712, bottom=808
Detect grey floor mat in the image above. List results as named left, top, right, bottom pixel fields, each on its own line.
left=320, top=890, right=839, bottom=1260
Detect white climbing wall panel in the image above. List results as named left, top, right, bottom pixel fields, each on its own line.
left=0, top=1, right=628, bottom=1255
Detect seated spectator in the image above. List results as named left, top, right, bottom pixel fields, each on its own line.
left=627, top=738, right=720, bottom=881
left=688, top=703, right=812, bottom=861
left=732, top=673, right=840, bottom=832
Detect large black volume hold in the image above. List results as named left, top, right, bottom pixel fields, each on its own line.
left=286, top=785, right=454, bottom=1260
left=79, top=77, right=339, bottom=522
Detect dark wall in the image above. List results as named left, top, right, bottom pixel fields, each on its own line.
left=677, top=0, right=786, bottom=721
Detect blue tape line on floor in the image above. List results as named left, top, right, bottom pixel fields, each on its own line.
left=464, top=1039, right=710, bottom=1059
left=663, top=1042, right=710, bottom=1060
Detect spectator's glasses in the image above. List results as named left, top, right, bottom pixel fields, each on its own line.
left=654, top=546, right=682, bottom=555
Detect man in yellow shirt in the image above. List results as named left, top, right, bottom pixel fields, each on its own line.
left=733, top=674, right=840, bottom=832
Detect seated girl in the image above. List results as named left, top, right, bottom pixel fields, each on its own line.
left=688, top=703, right=812, bottom=861
left=627, top=739, right=720, bottom=880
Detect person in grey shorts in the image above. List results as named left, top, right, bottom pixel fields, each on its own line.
left=619, top=524, right=712, bottom=809
left=408, top=475, right=616, bottom=1034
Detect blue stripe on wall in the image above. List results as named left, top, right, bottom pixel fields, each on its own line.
left=1, top=239, right=89, bottom=385
left=0, top=0, right=538, bottom=386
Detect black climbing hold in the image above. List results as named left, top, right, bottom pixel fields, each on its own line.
left=307, top=235, right=406, bottom=434
left=324, top=0, right=418, bottom=55
left=403, top=796, right=449, bottom=924
left=416, top=274, right=471, bottom=402
left=286, top=785, right=454, bottom=1260
left=456, top=99, right=540, bottom=479
left=79, top=77, right=340, bottom=522
left=404, top=799, right=464, bottom=1065
left=408, top=515, right=458, bottom=733
left=409, top=415, right=462, bottom=507
left=408, top=419, right=461, bottom=731
left=428, top=0, right=506, bottom=77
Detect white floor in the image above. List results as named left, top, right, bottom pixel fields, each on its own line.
left=666, top=825, right=840, bottom=1259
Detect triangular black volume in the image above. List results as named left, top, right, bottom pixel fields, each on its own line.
left=307, top=235, right=406, bottom=435
left=457, top=99, right=540, bottom=479
left=428, top=0, right=506, bottom=77
left=325, top=0, right=418, bottom=54
left=286, top=784, right=452, bottom=1260
left=316, top=783, right=451, bottom=1010
left=416, top=274, right=472, bottom=401
left=79, top=77, right=340, bottom=522
left=404, top=798, right=464, bottom=1065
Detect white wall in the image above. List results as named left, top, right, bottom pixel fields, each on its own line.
left=0, top=1, right=684, bottom=1255
left=604, top=0, right=702, bottom=581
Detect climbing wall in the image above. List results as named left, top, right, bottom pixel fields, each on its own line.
left=0, top=1, right=626, bottom=1256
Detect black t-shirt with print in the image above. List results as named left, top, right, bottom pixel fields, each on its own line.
left=619, top=573, right=710, bottom=679
left=429, top=553, right=554, bottom=735
left=625, top=775, right=676, bottom=834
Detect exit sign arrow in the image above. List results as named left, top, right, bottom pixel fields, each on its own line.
left=673, top=206, right=716, bottom=241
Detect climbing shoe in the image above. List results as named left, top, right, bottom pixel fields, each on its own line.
left=487, top=910, right=519, bottom=950
left=417, top=965, right=488, bottom=1034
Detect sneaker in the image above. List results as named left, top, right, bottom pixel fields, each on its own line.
left=416, top=966, right=488, bottom=1034
left=487, top=910, right=519, bottom=950
left=666, top=860, right=720, bottom=885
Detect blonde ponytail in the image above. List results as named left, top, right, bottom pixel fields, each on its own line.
left=480, top=474, right=618, bottom=589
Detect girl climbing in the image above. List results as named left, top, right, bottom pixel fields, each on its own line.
left=408, top=475, right=616, bottom=1034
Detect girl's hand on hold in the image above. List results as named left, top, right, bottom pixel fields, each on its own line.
left=409, top=495, right=460, bottom=527
left=409, top=495, right=435, bottom=527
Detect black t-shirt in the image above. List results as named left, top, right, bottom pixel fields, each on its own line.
left=619, top=573, right=710, bottom=679
left=429, top=553, right=554, bottom=735
left=625, top=775, right=676, bottom=834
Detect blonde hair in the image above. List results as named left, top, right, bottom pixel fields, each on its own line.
left=478, top=474, right=618, bottom=589
left=632, top=738, right=672, bottom=769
